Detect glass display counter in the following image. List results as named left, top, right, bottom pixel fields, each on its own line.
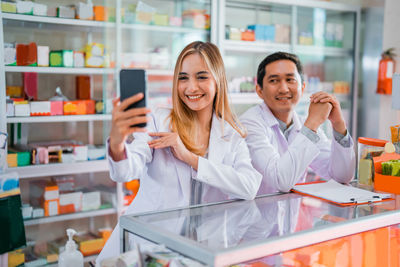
left=120, top=192, right=400, bottom=266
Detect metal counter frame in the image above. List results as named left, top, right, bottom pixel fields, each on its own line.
left=120, top=193, right=400, bottom=266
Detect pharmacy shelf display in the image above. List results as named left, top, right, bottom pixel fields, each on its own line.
left=218, top=0, right=360, bottom=139
left=0, top=0, right=213, bottom=265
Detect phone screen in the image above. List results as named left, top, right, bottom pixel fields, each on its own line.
left=119, top=69, right=147, bottom=127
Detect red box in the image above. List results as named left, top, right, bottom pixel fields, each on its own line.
left=76, top=76, right=91, bottom=100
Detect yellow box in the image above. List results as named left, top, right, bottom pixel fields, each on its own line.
left=7, top=154, right=18, bottom=168
left=8, top=249, right=24, bottom=267
left=2, top=2, right=17, bottom=13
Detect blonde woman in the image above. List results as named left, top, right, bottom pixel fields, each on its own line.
left=97, top=41, right=261, bottom=264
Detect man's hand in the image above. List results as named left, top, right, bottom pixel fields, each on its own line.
left=310, top=92, right=347, bottom=135
left=304, top=102, right=332, bottom=132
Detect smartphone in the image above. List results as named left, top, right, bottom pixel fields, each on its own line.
left=119, top=69, right=147, bottom=127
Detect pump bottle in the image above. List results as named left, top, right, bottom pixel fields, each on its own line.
left=58, top=228, right=83, bottom=267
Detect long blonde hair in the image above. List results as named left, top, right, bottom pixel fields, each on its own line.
left=169, top=41, right=246, bottom=155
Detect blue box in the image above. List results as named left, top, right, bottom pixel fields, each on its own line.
left=264, top=25, right=275, bottom=42
left=247, top=24, right=264, bottom=41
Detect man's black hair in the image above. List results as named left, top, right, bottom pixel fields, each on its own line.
left=256, top=52, right=304, bottom=87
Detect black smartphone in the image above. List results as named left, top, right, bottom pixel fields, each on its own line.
left=119, top=69, right=147, bottom=127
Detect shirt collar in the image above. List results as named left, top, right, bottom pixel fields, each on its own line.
left=259, top=102, right=302, bottom=132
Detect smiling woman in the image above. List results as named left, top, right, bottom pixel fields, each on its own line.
left=97, top=41, right=262, bottom=265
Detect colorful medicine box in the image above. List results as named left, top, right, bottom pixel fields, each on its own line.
left=16, top=42, right=37, bottom=66
left=93, top=6, right=106, bottom=21
left=169, top=16, right=182, bottom=27
left=14, top=101, right=30, bottom=117
left=76, top=76, right=91, bottom=99
left=7, top=154, right=18, bottom=167
left=16, top=0, right=34, bottom=15
left=50, top=50, right=73, bottom=67
left=153, top=13, right=168, bottom=26
left=33, top=3, right=47, bottom=16
left=50, top=101, right=63, bottom=116
left=30, top=101, right=51, bottom=116
left=4, top=46, right=16, bottom=66
left=73, top=51, right=85, bottom=67
left=2, top=2, right=17, bottom=13
left=76, top=2, right=93, bottom=20
left=57, top=6, right=75, bottom=19
left=136, top=11, right=153, bottom=24
left=241, top=30, right=255, bottom=41
left=37, top=46, right=49, bottom=67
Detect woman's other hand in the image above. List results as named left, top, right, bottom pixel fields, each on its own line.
left=148, top=132, right=199, bottom=169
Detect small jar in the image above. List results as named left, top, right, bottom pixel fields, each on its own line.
left=358, top=137, right=387, bottom=186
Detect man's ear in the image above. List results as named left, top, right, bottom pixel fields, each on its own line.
left=301, top=81, right=306, bottom=95
left=255, top=84, right=263, bottom=99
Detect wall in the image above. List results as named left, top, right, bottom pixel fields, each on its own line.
left=379, top=0, right=400, bottom=140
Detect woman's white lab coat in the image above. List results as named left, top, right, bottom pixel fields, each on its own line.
left=96, top=108, right=262, bottom=265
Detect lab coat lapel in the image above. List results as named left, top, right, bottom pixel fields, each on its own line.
left=208, top=113, right=229, bottom=164
left=260, top=103, right=288, bottom=151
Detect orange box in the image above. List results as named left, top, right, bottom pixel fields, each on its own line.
left=374, top=154, right=400, bottom=194
left=375, top=173, right=400, bottom=194
left=93, top=6, right=106, bottom=21
left=44, top=199, right=59, bottom=217
left=59, top=203, right=75, bottom=214
left=241, top=30, right=255, bottom=41
left=64, top=100, right=94, bottom=115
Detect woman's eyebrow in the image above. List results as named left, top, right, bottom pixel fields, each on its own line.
left=197, top=71, right=209, bottom=75
left=178, top=72, right=188, bottom=75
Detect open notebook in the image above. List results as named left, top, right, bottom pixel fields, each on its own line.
left=292, top=179, right=392, bottom=206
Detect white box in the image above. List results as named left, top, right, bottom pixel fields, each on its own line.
left=30, top=101, right=51, bottom=116
left=14, top=103, right=30, bottom=117
left=58, top=6, right=75, bottom=19
left=6, top=102, right=14, bottom=117
left=16, top=1, right=34, bottom=14
left=73, top=145, right=88, bottom=161
left=59, top=192, right=83, bottom=212
left=82, top=191, right=101, bottom=211
left=76, top=2, right=93, bottom=20
left=4, top=47, right=16, bottom=65
left=37, top=46, right=49, bottom=67
left=73, top=51, right=85, bottom=67
left=32, top=208, right=44, bottom=218
left=22, top=204, right=33, bottom=219
left=33, top=3, right=47, bottom=16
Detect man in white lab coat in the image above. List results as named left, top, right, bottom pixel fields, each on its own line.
left=240, top=52, right=356, bottom=194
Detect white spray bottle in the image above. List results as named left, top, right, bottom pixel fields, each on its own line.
left=58, top=228, right=83, bottom=267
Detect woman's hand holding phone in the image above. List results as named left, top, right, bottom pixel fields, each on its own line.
left=109, top=93, right=151, bottom=161
left=147, top=132, right=199, bottom=170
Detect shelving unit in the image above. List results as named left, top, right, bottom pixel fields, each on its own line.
left=24, top=208, right=117, bottom=226
left=0, top=1, right=214, bottom=265
left=5, top=66, right=116, bottom=75
left=217, top=0, right=360, bottom=138
left=9, top=159, right=108, bottom=179
left=7, top=114, right=112, bottom=123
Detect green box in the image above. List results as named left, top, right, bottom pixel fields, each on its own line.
left=153, top=14, right=169, bottom=26
left=50, top=50, right=74, bottom=67
left=17, top=152, right=31, bottom=166
left=50, top=51, right=63, bottom=67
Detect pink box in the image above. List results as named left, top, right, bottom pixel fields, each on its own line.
left=50, top=101, right=63, bottom=116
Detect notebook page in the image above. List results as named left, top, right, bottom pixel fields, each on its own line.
left=293, top=180, right=391, bottom=204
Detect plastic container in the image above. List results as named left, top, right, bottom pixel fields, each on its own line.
left=357, top=137, right=388, bottom=186
left=58, top=229, right=83, bottom=267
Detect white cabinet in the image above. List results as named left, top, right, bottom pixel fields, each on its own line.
left=0, top=0, right=213, bottom=264
left=217, top=0, right=360, bottom=138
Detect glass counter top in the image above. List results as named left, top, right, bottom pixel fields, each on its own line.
left=120, top=192, right=400, bottom=266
